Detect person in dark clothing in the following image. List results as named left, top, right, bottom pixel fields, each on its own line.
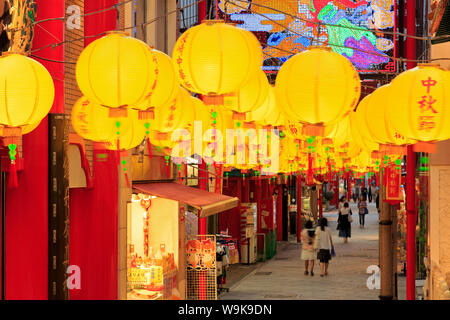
left=337, top=202, right=352, bottom=243
left=368, top=186, right=373, bottom=203
left=375, top=190, right=380, bottom=212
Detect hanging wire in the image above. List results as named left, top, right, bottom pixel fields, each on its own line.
left=23, top=0, right=450, bottom=65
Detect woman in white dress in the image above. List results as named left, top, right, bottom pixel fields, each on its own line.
left=301, top=220, right=316, bottom=276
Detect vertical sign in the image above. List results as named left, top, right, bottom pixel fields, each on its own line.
left=385, top=165, right=402, bottom=202
left=48, top=114, right=70, bottom=300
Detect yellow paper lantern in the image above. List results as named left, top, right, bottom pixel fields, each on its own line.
left=275, top=47, right=360, bottom=128
left=225, top=70, right=269, bottom=115
left=76, top=32, right=157, bottom=109
left=104, top=110, right=146, bottom=151
left=349, top=101, right=379, bottom=152
left=22, top=121, right=42, bottom=135
left=172, top=20, right=262, bottom=95
left=362, top=85, right=412, bottom=146
left=150, top=87, right=195, bottom=133
left=387, top=64, right=450, bottom=142
left=0, top=53, right=54, bottom=127
left=324, top=116, right=353, bottom=147
left=71, top=97, right=127, bottom=142
left=134, top=49, right=180, bottom=111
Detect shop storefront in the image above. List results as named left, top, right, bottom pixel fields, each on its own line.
left=127, top=182, right=238, bottom=300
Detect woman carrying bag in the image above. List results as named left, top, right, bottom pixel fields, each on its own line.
left=314, top=217, right=334, bottom=277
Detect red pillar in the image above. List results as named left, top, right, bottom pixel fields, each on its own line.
left=198, top=0, right=207, bottom=22
left=198, top=160, right=208, bottom=234
left=406, top=0, right=417, bottom=300
left=276, top=184, right=283, bottom=241
left=319, top=186, right=323, bottom=219
left=297, top=175, right=302, bottom=243
left=406, top=146, right=416, bottom=300
left=69, top=0, right=119, bottom=300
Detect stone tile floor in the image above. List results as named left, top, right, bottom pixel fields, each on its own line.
left=219, top=202, right=406, bottom=300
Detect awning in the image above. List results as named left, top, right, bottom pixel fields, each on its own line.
left=133, top=182, right=239, bottom=218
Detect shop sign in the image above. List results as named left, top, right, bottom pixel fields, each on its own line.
left=385, top=165, right=402, bottom=203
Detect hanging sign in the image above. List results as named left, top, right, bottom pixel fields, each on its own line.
left=384, top=165, right=403, bottom=204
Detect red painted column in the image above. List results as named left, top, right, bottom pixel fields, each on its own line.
left=84, top=0, right=118, bottom=46
left=255, top=179, right=262, bottom=234
left=276, top=184, right=283, bottom=241
left=319, top=185, right=323, bottom=219
left=406, top=146, right=416, bottom=300
left=198, top=0, right=207, bottom=22
left=69, top=0, right=119, bottom=300
left=406, top=0, right=417, bottom=300
left=198, top=160, right=208, bottom=234
left=297, top=175, right=302, bottom=243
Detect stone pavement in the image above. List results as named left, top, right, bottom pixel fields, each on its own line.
left=219, top=201, right=406, bottom=300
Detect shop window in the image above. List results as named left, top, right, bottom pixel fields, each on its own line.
left=127, top=193, right=182, bottom=300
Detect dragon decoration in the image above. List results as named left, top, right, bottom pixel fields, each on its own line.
left=218, top=0, right=395, bottom=71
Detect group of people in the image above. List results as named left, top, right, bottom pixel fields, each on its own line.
left=300, top=194, right=370, bottom=276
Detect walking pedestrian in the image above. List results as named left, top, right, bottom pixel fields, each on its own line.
left=368, top=186, right=373, bottom=203
left=337, top=202, right=352, bottom=243
left=338, top=196, right=346, bottom=214
left=358, top=194, right=368, bottom=228
left=314, top=217, right=334, bottom=277
left=301, top=220, right=316, bottom=276
left=375, top=188, right=380, bottom=213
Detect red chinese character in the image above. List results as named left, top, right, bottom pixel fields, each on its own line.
left=418, top=95, right=438, bottom=113
left=418, top=116, right=436, bottom=131
left=77, top=112, right=87, bottom=124
left=421, top=77, right=437, bottom=94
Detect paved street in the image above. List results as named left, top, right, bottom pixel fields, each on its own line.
left=220, top=202, right=406, bottom=300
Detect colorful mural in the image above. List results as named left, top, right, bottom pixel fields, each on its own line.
left=217, top=0, right=396, bottom=72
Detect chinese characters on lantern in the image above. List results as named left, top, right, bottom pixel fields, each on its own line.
left=418, top=77, right=438, bottom=132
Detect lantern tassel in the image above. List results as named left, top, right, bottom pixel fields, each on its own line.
left=8, top=160, right=18, bottom=188
left=124, top=172, right=131, bottom=188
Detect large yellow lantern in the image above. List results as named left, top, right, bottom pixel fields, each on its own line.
left=172, top=20, right=262, bottom=95
left=104, top=110, right=146, bottom=151
left=0, top=52, right=55, bottom=187
left=349, top=100, right=379, bottom=152
left=150, top=87, right=195, bottom=133
left=275, top=47, right=360, bottom=132
left=71, top=97, right=124, bottom=142
left=387, top=64, right=450, bottom=143
left=247, top=84, right=275, bottom=124
left=362, top=85, right=412, bottom=149
left=76, top=32, right=157, bottom=110
left=225, top=70, right=269, bottom=117
left=323, top=116, right=352, bottom=147
left=0, top=53, right=54, bottom=127
left=134, top=49, right=180, bottom=113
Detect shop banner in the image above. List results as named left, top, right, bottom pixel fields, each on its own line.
left=385, top=165, right=402, bottom=203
